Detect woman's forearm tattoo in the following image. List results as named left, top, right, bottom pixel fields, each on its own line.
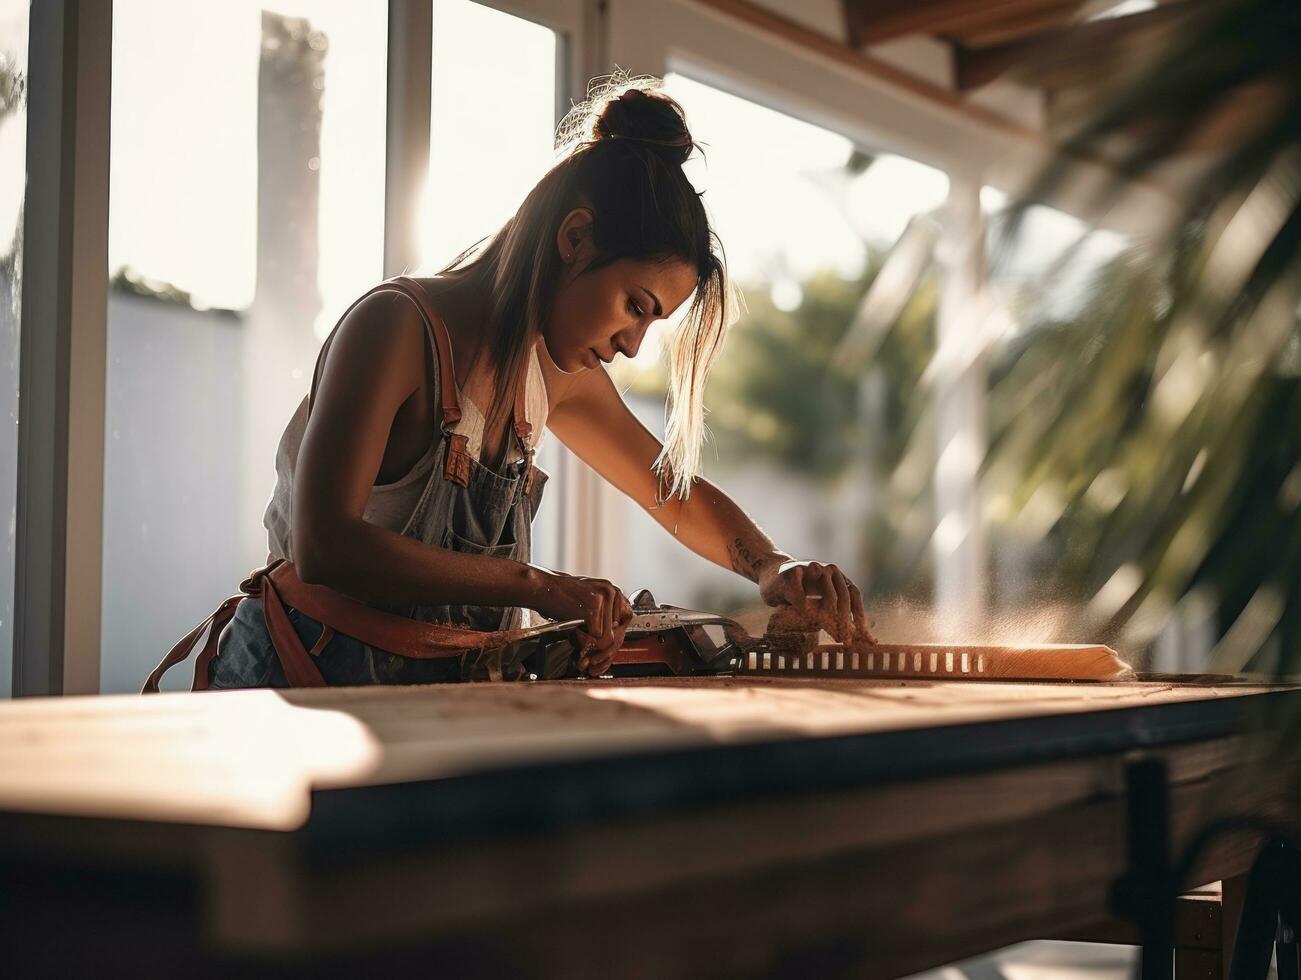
left=728, top=537, right=767, bottom=582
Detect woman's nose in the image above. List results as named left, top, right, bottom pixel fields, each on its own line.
left=614, top=326, right=646, bottom=359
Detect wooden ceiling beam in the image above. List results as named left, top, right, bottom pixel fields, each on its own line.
left=686, top=0, right=1040, bottom=139
left=842, top=0, right=871, bottom=49
left=951, top=6, right=1088, bottom=48
left=844, top=0, right=1084, bottom=47
left=954, top=3, right=1192, bottom=91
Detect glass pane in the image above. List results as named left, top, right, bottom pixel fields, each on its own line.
left=605, top=72, right=1230, bottom=675
left=978, top=187, right=1244, bottom=673
left=102, top=1, right=386, bottom=693
left=422, top=0, right=557, bottom=272
left=612, top=72, right=950, bottom=634
left=0, top=0, right=25, bottom=698
left=421, top=0, right=563, bottom=568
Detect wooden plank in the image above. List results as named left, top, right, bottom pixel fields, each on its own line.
left=1055, top=885, right=1222, bottom=949
left=3, top=717, right=1289, bottom=973
left=1, top=681, right=1297, bottom=975
left=846, top=0, right=1085, bottom=47
left=954, top=2, right=1193, bottom=91
left=194, top=735, right=1301, bottom=974
left=684, top=0, right=1044, bottom=140
left=681, top=0, right=1178, bottom=210
left=0, top=679, right=1286, bottom=831
left=744, top=640, right=1135, bottom=680
left=951, top=4, right=1085, bottom=47
left=841, top=0, right=870, bottom=49
left=1221, top=874, right=1249, bottom=978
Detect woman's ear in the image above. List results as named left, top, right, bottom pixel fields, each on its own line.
left=556, top=207, right=595, bottom=264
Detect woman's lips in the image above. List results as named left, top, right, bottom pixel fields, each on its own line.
left=586, top=348, right=601, bottom=368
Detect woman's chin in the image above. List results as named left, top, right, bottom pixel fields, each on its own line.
left=540, top=336, right=590, bottom=374
left=560, top=349, right=597, bottom=373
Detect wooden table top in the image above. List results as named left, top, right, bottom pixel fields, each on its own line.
left=0, top=675, right=1291, bottom=834
left=3, top=675, right=1298, bottom=975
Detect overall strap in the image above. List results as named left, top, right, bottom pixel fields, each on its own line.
left=387, top=276, right=463, bottom=428
left=512, top=362, right=534, bottom=456
left=300, top=275, right=534, bottom=488
left=513, top=360, right=537, bottom=495
left=393, top=276, right=536, bottom=487
left=305, top=277, right=465, bottom=427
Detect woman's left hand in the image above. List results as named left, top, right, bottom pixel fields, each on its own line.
left=758, top=559, right=875, bottom=644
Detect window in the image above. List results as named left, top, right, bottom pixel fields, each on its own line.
left=610, top=73, right=949, bottom=633
left=102, top=1, right=387, bottom=692
left=421, top=0, right=558, bottom=273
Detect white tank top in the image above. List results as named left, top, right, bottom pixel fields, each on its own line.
left=262, top=341, right=549, bottom=563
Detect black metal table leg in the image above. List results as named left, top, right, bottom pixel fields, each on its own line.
left=1113, top=757, right=1175, bottom=980
left=1276, top=914, right=1299, bottom=980
left=1229, top=840, right=1301, bottom=980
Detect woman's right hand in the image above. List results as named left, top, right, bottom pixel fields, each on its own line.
left=527, top=569, right=633, bottom=676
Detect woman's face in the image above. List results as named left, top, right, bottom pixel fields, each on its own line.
left=543, top=208, right=698, bottom=373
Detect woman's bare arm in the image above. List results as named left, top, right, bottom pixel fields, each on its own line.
left=291, top=291, right=539, bottom=609
left=290, top=293, right=631, bottom=665
left=546, top=363, right=871, bottom=640
left=547, top=364, right=788, bottom=577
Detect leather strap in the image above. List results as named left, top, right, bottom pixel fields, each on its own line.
left=142, top=559, right=554, bottom=693
left=263, top=560, right=540, bottom=659
left=388, top=276, right=463, bottom=428
left=141, top=594, right=243, bottom=694
left=259, top=569, right=327, bottom=688
left=307, top=277, right=464, bottom=428
left=310, top=276, right=536, bottom=482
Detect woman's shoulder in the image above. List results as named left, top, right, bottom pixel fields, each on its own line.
left=315, top=284, right=431, bottom=402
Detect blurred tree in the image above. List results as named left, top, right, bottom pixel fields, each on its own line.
left=705, top=268, right=872, bottom=480
left=995, top=0, right=1301, bottom=672
left=699, top=253, right=939, bottom=599
left=0, top=53, right=23, bottom=118
left=1, top=53, right=25, bottom=268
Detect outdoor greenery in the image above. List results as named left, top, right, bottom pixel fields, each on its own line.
left=636, top=0, right=1300, bottom=676
left=1000, top=0, right=1301, bottom=671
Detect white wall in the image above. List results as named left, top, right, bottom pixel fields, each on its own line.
left=100, top=291, right=245, bottom=693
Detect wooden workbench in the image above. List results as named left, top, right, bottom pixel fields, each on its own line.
left=1, top=676, right=1298, bottom=978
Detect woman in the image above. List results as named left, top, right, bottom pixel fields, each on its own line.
left=147, top=73, right=871, bottom=692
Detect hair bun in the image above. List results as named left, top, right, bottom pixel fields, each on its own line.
left=560, top=72, right=696, bottom=167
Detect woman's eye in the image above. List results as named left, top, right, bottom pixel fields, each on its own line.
left=628, top=298, right=645, bottom=318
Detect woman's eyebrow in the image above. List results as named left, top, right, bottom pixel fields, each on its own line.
left=636, top=285, right=663, bottom=317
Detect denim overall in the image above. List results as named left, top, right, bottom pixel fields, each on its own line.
left=208, top=277, right=548, bottom=689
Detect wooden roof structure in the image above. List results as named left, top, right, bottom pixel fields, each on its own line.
left=692, top=0, right=1227, bottom=186
left=692, top=0, right=1210, bottom=151
left=842, top=0, right=1197, bottom=93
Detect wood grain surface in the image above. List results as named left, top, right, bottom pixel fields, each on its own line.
left=0, top=676, right=1281, bottom=830
left=1, top=676, right=1297, bottom=976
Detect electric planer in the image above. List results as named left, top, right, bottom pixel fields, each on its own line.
left=464, top=589, right=1136, bottom=683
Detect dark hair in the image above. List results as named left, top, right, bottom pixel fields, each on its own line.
left=432, top=70, right=735, bottom=500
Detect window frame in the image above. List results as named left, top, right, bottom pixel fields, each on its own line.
left=14, top=0, right=111, bottom=697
